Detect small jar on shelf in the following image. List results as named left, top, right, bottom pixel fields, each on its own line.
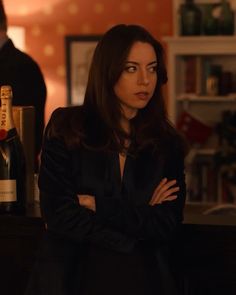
left=206, top=65, right=222, bottom=96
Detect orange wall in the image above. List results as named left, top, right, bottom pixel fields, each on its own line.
left=3, top=0, right=173, bottom=123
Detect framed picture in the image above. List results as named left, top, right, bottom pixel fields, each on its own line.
left=65, top=35, right=101, bottom=105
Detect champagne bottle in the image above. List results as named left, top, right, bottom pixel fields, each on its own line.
left=0, top=85, right=26, bottom=215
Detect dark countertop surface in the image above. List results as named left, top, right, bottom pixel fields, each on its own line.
left=2, top=202, right=236, bottom=227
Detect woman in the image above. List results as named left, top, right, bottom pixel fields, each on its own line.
left=26, top=24, right=187, bottom=295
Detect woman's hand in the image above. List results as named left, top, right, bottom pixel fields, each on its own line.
left=149, top=178, right=179, bottom=206
left=78, top=194, right=96, bottom=212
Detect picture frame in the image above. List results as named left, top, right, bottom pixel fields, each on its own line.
left=65, top=35, right=101, bottom=105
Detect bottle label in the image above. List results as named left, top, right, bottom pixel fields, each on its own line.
left=0, top=179, right=17, bottom=202
left=0, top=85, right=16, bottom=132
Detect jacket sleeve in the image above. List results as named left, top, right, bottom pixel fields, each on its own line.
left=95, top=151, right=186, bottom=244
left=39, top=124, right=136, bottom=253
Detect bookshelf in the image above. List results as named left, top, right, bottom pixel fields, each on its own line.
left=164, top=2, right=236, bottom=209
left=163, top=36, right=236, bottom=122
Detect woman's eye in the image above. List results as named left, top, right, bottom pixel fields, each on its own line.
left=125, top=66, right=136, bottom=73
left=148, top=66, right=157, bottom=73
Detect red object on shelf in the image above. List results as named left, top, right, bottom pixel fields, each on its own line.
left=177, top=111, right=213, bottom=144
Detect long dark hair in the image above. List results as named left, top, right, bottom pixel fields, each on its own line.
left=0, top=0, right=7, bottom=31
left=49, top=24, right=186, bottom=155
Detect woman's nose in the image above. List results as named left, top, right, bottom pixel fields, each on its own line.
left=138, top=69, right=149, bottom=85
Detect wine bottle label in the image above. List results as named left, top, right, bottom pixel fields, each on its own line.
left=0, top=179, right=17, bottom=202
left=0, top=85, right=16, bottom=132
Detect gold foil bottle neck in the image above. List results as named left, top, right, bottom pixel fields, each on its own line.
left=0, top=85, right=13, bottom=100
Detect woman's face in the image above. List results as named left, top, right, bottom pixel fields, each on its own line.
left=114, top=41, right=157, bottom=119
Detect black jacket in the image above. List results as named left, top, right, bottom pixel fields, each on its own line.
left=0, top=38, right=46, bottom=170
left=26, top=107, right=186, bottom=295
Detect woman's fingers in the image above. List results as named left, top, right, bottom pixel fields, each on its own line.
left=149, top=179, right=179, bottom=206
left=158, top=186, right=179, bottom=200
left=150, top=194, right=178, bottom=205
left=78, top=195, right=96, bottom=211
left=152, top=179, right=176, bottom=197
left=152, top=178, right=168, bottom=195
left=164, top=195, right=178, bottom=202
left=156, top=185, right=179, bottom=204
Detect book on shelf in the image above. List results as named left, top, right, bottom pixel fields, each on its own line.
left=184, top=56, right=202, bottom=95
left=182, top=56, right=234, bottom=98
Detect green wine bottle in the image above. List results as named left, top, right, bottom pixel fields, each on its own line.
left=203, top=4, right=219, bottom=35
left=180, top=0, right=202, bottom=35
left=219, top=0, right=234, bottom=35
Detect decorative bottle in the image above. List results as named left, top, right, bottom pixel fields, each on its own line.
left=180, top=0, right=202, bottom=35
left=219, top=0, right=234, bottom=35
left=203, top=4, right=219, bottom=35
left=0, top=85, right=26, bottom=215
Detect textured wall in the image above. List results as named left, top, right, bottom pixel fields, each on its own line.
left=3, top=0, right=172, bottom=123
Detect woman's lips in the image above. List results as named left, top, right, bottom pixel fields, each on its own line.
left=135, top=92, right=149, bottom=100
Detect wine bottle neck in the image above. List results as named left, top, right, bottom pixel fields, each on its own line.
left=0, top=97, right=15, bottom=131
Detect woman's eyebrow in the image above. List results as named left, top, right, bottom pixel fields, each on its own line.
left=125, top=61, right=157, bottom=65
left=147, top=61, right=158, bottom=66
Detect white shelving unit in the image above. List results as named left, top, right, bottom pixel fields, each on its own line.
left=164, top=1, right=236, bottom=207
left=164, top=36, right=236, bottom=124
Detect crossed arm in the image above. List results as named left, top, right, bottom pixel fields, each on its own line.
left=78, top=178, right=179, bottom=211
